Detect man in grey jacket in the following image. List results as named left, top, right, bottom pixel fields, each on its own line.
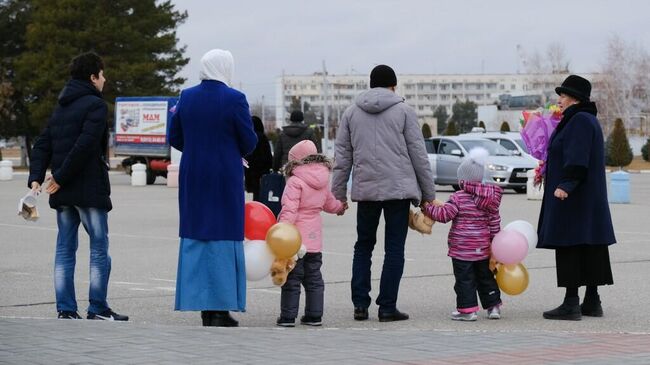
left=332, top=65, right=436, bottom=322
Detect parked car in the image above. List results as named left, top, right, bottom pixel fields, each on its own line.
left=425, top=136, right=537, bottom=193
left=461, top=131, right=533, bottom=159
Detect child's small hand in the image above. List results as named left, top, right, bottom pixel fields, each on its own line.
left=432, top=199, right=445, bottom=207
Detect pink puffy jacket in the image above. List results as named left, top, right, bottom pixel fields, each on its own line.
left=423, top=181, right=502, bottom=261
left=278, top=162, right=345, bottom=253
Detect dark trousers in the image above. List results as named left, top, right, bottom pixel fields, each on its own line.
left=451, top=258, right=501, bottom=312
left=351, top=200, right=410, bottom=314
left=280, top=253, right=324, bottom=319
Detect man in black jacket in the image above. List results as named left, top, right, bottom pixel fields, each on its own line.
left=272, top=110, right=322, bottom=171
left=29, top=52, right=128, bottom=321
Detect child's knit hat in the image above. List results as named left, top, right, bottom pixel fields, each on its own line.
left=456, top=147, right=489, bottom=183
left=288, top=140, right=317, bottom=162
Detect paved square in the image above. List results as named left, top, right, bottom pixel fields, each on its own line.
left=1, top=171, right=650, bottom=364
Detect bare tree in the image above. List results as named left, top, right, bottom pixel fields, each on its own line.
left=596, top=35, right=650, bottom=134
left=520, top=42, right=570, bottom=75
left=546, top=42, right=570, bottom=74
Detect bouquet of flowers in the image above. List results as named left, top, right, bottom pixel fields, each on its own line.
left=519, top=104, right=562, bottom=186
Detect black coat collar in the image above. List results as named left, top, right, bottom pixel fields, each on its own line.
left=556, top=102, right=597, bottom=132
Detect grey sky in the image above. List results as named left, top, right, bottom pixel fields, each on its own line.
left=172, top=0, right=650, bottom=105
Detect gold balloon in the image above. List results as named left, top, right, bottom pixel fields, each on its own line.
left=265, top=223, right=302, bottom=259
left=496, top=263, right=529, bottom=296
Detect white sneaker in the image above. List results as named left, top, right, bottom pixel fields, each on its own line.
left=487, top=306, right=501, bottom=320
left=451, top=311, right=478, bottom=321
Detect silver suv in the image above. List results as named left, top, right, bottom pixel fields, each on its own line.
left=425, top=136, right=537, bottom=193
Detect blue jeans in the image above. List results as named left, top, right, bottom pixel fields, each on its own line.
left=351, top=200, right=410, bottom=314
left=55, top=206, right=111, bottom=314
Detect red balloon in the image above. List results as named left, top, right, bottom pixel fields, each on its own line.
left=244, top=202, right=276, bottom=240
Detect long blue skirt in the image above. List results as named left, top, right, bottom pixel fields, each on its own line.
left=174, top=238, right=246, bottom=312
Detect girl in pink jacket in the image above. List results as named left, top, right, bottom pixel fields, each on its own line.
left=276, top=140, right=347, bottom=327
left=423, top=147, right=503, bottom=321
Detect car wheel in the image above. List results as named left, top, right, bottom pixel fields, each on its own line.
left=452, top=184, right=461, bottom=191
left=513, top=187, right=526, bottom=194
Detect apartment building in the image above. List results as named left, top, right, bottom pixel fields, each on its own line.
left=275, top=72, right=598, bottom=127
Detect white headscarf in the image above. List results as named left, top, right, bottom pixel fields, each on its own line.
left=199, top=49, right=234, bottom=86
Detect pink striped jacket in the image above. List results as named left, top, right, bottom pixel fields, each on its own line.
left=423, top=182, right=502, bottom=261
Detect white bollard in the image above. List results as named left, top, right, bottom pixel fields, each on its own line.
left=0, top=160, right=13, bottom=181
left=167, top=164, right=179, bottom=188
left=131, top=163, right=147, bottom=186
left=526, top=169, right=543, bottom=200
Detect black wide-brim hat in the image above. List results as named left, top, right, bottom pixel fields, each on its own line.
left=555, top=74, right=591, bottom=102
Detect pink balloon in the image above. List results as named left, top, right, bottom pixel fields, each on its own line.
left=491, top=230, right=528, bottom=265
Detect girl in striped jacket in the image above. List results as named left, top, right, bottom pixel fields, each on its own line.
left=423, top=147, right=503, bottom=321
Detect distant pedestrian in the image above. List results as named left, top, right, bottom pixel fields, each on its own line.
left=275, top=140, right=347, bottom=327
left=168, top=49, right=257, bottom=327
left=331, top=64, right=436, bottom=322
left=538, top=75, right=616, bottom=321
left=422, top=148, right=503, bottom=321
left=29, top=52, right=128, bottom=321
left=272, top=110, right=321, bottom=171
left=245, top=116, right=273, bottom=201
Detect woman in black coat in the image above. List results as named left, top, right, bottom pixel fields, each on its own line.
left=537, top=75, right=616, bottom=321
left=245, top=116, right=273, bottom=201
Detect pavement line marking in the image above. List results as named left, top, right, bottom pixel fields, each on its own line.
left=129, top=288, right=157, bottom=292
left=250, top=288, right=281, bottom=295
left=113, top=281, right=147, bottom=286
left=154, top=287, right=176, bottom=291
left=617, top=230, right=650, bottom=236
left=151, top=278, right=176, bottom=283
left=0, top=301, right=55, bottom=308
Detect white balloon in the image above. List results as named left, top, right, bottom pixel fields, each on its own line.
left=504, top=220, right=538, bottom=252
left=243, top=240, right=275, bottom=281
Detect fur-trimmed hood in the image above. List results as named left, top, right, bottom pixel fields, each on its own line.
left=284, top=154, right=332, bottom=190
left=284, top=154, right=332, bottom=176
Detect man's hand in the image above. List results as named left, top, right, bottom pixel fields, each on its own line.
left=554, top=188, right=568, bottom=200
left=45, top=175, right=61, bottom=195
left=31, top=181, right=41, bottom=194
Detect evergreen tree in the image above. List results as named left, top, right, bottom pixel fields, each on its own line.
left=421, top=123, right=432, bottom=138
left=478, top=120, right=486, bottom=130
left=444, top=120, right=459, bottom=136
left=642, top=138, right=649, bottom=162
left=0, top=0, right=31, bottom=140
left=433, top=105, right=449, bottom=135
left=15, top=0, right=189, bottom=134
left=449, top=99, right=477, bottom=133
left=500, top=121, right=511, bottom=132
left=606, top=118, right=633, bottom=167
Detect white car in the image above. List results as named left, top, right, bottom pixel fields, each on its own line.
left=425, top=136, right=538, bottom=193
left=460, top=131, right=534, bottom=159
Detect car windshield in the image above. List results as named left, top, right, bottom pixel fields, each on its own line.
left=514, top=139, right=529, bottom=153
left=459, top=140, right=511, bottom=156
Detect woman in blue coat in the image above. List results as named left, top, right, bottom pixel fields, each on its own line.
left=537, top=75, right=616, bottom=321
left=168, top=49, right=257, bottom=327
